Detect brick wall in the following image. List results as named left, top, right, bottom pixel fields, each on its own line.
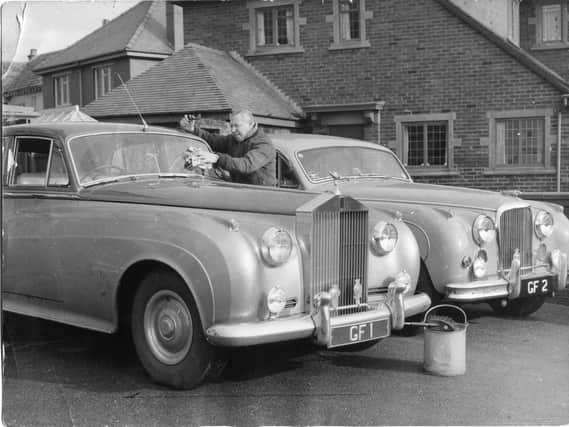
left=183, top=0, right=569, bottom=192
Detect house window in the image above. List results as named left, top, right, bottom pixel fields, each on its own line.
left=487, top=110, right=552, bottom=172
left=507, top=0, right=520, bottom=45
left=247, top=0, right=304, bottom=55
left=394, top=112, right=456, bottom=174
left=94, top=66, right=112, bottom=99
left=406, top=123, right=448, bottom=167
left=54, top=75, right=70, bottom=107
left=535, top=1, right=569, bottom=46
left=328, top=0, right=371, bottom=50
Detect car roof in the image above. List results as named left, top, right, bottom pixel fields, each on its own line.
left=3, top=122, right=185, bottom=139
left=270, top=133, right=391, bottom=154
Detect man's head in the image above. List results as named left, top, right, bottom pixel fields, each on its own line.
left=230, top=110, right=257, bottom=142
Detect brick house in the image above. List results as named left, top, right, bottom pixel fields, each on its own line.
left=168, top=0, right=569, bottom=193
left=32, top=0, right=178, bottom=109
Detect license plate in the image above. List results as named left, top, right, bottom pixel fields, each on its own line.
left=329, top=319, right=389, bottom=348
left=520, top=275, right=556, bottom=297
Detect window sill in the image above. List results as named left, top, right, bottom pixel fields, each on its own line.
left=246, top=47, right=305, bottom=57
left=407, top=167, right=460, bottom=177
left=530, top=42, right=569, bottom=51
left=328, top=40, right=371, bottom=51
left=483, top=167, right=556, bottom=176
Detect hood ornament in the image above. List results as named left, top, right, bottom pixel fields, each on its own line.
left=329, top=171, right=342, bottom=195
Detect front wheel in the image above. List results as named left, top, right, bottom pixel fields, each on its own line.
left=488, top=296, right=547, bottom=317
left=131, top=270, right=213, bottom=389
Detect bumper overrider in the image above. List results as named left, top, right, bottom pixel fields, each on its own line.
left=206, top=272, right=431, bottom=348
left=446, top=249, right=568, bottom=302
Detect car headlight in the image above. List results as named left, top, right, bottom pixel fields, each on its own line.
left=535, top=210, right=554, bottom=239
left=472, top=215, right=496, bottom=245
left=370, top=221, right=398, bottom=255
left=267, top=285, right=286, bottom=319
left=473, top=250, right=488, bottom=278
left=260, top=227, right=293, bottom=266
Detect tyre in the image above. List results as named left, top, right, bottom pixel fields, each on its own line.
left=488, top=296, right=547, bottom=317
left=394, top=261, right=442, bottom=337
left=131, top=270, right=213, bottom=389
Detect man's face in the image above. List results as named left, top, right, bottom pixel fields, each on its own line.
left=230, top=115, right=253, bottom=142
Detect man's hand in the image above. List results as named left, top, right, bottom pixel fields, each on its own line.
left=179, top=114, right=197, bottom=133
left=184, top=148, right=219, bottom=170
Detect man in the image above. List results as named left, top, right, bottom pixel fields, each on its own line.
left=179, top=110, right=277, bottom=186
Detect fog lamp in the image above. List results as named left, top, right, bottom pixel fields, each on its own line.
left=267, top=285, right=286, bottom=319
left=473, top=250, right=488, bottom=278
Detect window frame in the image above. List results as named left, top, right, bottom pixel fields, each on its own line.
left=9, top=136, right=71, bottom=188
left=485, top=109, right=554, bottom=174
left=247, top=0, right=304, bottom=56
left=534, top=0, right=569, bottom=48
left=93, top=65, right=112, bottom=99
left=327, top=0, right=371, bottom=50
left=394, top=112, right=457, bottom=176
left=54, top=73, right=70, bottom=107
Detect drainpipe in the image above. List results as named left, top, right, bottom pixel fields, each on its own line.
left=558, top=110, right=561, bottom=192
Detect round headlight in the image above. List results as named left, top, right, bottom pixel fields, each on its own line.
left=267, top=285, right=286, bottom=318
left=370, top=221, right=398, bottom=255
left=473, top=215, right=496, bottom=245
left=535, top=210, right=554, bottom=239
left=260, top=227, right=293, bottom=266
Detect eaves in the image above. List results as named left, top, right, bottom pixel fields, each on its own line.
left=33, top=50, right=170, bottom=75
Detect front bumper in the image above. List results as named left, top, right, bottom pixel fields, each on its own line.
left=445, top=250, right=568, bottom=302
left=205, top=284, right=431, bottom=347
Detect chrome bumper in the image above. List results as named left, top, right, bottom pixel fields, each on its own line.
left=445, top=250, right=568, bottom=302
left=205, top=289, right=431, bottom=347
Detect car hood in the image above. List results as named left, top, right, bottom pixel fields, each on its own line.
left=82, top=178, right=320, bottom=215
left=314, top=179, right=519, bottom=212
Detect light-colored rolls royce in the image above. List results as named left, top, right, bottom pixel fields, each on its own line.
left=2, top=122, right=429, bottom=389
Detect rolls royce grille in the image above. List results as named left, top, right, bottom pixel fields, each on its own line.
left=498, top=206, right=533, bottom=271
left=310, top=197, right=369, bottom=316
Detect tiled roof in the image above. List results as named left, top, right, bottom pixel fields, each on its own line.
left=34, top=1, right=172, bottom=73
left=436, top=0, right=569, bottom=93
left=3, top=52, right=60, bottom=94
left=83, top=43, right=302, bottom=121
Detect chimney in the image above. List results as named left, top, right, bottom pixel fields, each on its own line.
left=166, top=2, right=184, bottom=51
left=27, top=48, right=37, bottom=61
left=102, top=18, right=109, bottom=26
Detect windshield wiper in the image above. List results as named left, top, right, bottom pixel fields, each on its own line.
left=82, top=175, right=138, bottom=188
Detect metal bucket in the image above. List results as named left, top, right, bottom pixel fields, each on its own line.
left=423, top=304, right=468, bottom=376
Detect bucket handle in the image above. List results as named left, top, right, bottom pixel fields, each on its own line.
left=423, top=304, right=468, bottom=325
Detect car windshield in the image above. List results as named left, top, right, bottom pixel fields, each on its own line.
left=68, top=132, right=212, bottom=186
left=296, top=146, right=410, bottom=182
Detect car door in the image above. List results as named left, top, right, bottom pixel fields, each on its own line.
left=3, top=135, right=73, bottom=308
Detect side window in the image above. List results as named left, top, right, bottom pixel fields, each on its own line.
left=276, top=154, right=300, bottom=189
left=48, top=148, right=70, bottom=186
left=12, top=137, right=69, bottom=187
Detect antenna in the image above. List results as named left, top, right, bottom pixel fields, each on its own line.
left=116, top=73, right=148, bottom=131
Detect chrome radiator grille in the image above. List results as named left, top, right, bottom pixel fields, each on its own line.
left=498, top=206, right=533, bottom=271
left=297, top=195, right=369, bottom=316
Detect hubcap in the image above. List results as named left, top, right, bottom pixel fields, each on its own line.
left=144, top=290, right=193, bottom=365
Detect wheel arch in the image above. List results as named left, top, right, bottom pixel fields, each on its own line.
left=115, top=257, right=214, bottom=335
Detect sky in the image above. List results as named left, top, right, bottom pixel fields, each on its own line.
left=1, top=0, right=139, bottom=64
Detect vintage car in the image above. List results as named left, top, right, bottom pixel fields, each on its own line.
left=1, top=122, right=430, bottom=389
left=268, top=133, right=569, bottom=318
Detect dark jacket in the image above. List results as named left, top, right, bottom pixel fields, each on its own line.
left=195, top=127, right=277, bottom=186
